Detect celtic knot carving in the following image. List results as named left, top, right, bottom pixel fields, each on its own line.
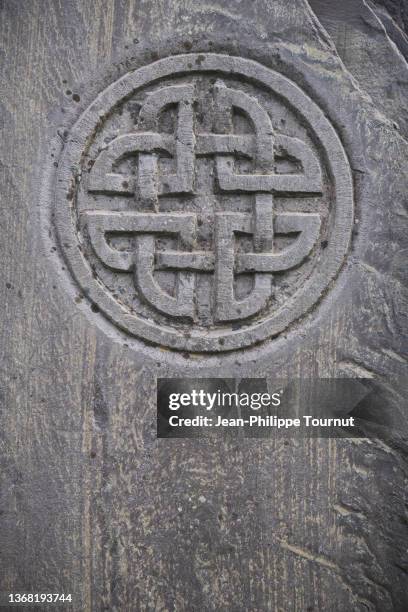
left=85, top=80, right=322, bottom=322
left=52, top=55, right=353, bottom=351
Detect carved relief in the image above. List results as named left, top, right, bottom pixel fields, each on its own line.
left=53, top=55, right=353, bottom=351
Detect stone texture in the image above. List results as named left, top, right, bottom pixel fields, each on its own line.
left=0, top=1, right=407, bottom=611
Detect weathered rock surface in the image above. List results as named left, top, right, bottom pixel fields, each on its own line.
left=0, top=1, right=407, bottom=610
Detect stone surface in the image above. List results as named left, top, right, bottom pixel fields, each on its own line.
left=0, top=1, right=407, bottom=611
left=51, top=53, right=352, bottom=351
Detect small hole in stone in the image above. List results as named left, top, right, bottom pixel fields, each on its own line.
left=72, top=93, right=80, bottom=102
left=91, top=303, right=100, bottom=313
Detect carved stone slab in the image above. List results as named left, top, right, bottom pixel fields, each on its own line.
left=1, top=1, right=408, bottom=610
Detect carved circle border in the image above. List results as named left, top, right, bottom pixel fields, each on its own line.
left=53, top=54, right=354, bottom=352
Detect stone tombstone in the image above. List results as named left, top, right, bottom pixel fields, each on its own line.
left=1, top=1, right=407, bottom=611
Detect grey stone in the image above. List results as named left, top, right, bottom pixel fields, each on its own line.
left=0, top=1, right=407, bottom=610
left=50, top=53, right=353, bottom=352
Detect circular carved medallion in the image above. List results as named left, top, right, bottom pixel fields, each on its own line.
left=52, top=54, right=353, bottom=352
